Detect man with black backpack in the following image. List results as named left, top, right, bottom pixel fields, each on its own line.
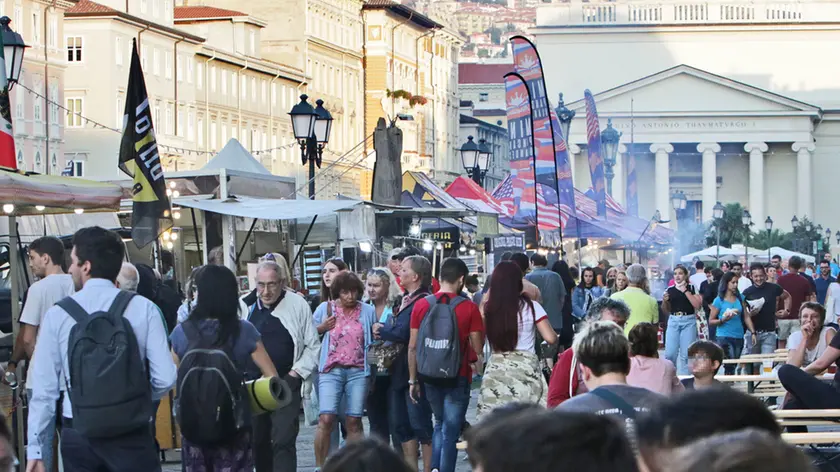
left=408, top=257, right=485, bottom=472
left=25, top=227, right=177, bottom=472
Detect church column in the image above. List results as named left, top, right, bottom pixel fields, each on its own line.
left=745, top=142, right=768, bottom=227
left=793, top=141, right=815, bottom=218
left=614, top=144, right=626, bottom=206
left=650, top=143, right=673, bottom=226
left=569, top=143, right=580, bottom=184
left=698, top=142, right=721, bottom=222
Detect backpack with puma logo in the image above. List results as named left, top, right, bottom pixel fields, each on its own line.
left=416, top=294, right=465, bottom=386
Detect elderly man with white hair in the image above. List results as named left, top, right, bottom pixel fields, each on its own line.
left=610, top=263, right=659, bottom=335
left=247, top=258, right=320, bottom=472
left=116, top=262, right=140, bottom=292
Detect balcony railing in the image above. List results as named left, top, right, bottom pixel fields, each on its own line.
left=537, top=1, right=834, bottom=27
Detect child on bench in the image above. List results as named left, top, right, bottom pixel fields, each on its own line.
left=682, top=341, right=726, bottom=390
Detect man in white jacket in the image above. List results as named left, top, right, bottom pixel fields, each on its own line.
left=248, top=259, right=321, bottom=472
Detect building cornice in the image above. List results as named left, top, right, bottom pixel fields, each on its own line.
left=195, top=47, right=306, bottom=84
left=66, top=11, right=205, bottom=44
left=532, top=22, right=840, bottom=35
left=307, top=36, right=364, bottom=60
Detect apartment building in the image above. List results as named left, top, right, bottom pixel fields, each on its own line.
left=62, top=0, right=305, bottom=180
left=7, top=0, right=75, bottom=174
left=177, top=0, right=366, bottom=198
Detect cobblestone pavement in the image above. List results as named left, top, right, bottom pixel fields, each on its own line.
left=163, top=393, right=479, bottom=472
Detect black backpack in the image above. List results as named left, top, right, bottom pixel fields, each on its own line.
left=57, top=291, right=153, bottom=438
left=175, top=321, right=250, bottom=446
left=416, top=294, right=465, bottom=386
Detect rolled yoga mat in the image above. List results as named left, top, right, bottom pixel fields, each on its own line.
left=246, top=376, right=293, bottom=415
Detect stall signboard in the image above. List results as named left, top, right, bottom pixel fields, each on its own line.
left=539, top=230, right=562, bottom=249
left=421, top=228, right=459, bottom=249
left=490, top=235, right=525, bottom=252
left=477, top=213, right=500, bottom=237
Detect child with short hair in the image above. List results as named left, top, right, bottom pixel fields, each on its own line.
left=682, top=341, right=726, bottom=390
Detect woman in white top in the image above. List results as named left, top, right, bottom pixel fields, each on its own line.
left=787, top=302, right=837, bottom=368
left=477, top=261, right=558, bottom=420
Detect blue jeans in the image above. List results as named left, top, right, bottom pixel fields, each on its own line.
left=744, top=331, right=778, bottom=374
left=318, top=367, right=368, bottom=417
left=424, top=377, right=471, bottom=472
left=665, top=314, right=698, bottom=376
left=717, top=337, right=744, bottom=375
left=388, top=383, right=433, bottom=445
left=27, top=389, right=55, bottom=472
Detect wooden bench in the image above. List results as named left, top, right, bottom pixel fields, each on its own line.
left=775, top=409, right=840, bottom=427
left=782, top=432, right=840, bottom=444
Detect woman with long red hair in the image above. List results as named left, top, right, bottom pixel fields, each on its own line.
left=477, top=261, right=558, bottom=419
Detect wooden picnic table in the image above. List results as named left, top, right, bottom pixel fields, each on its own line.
left=677, top=374, right=833, bottom=394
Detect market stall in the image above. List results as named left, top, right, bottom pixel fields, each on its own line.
left=0, top=168, right=123, bottom=466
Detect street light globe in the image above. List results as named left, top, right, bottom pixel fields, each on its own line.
left=713, top=202, right=725, bottom=220
left=791, top=215, right=800, bottom=229
left=170, top=232, right=178, bottom=241
left=74, top=208, right=84, bottom=215
left=435, top=243, right=443, bottom=251
left=409, top=223, right=421, bottom=237
left=459, top=245, right=467, bottom=253
left=173, top=210, right=181, bottom=220
left=469, top=248, right=476, bottom=255
left=423, top=241, right=433, bottom=252
left=2, top=204, right=13, bottom=214
left=741, top=209, right=752, bottom=227
left=765, top=216, right=773, bottom=232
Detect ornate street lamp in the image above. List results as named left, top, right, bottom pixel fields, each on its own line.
left=289, top=94, right=331, bottom=199
left=601, top=118, right=622, bottom=196
left=0, top=17, right=27, bottom=89
left=791, top=215, right=799, bottom=229
left=765, top=216, right=773, bottom=260
left=555, top=93, right=575, bottom=144
left=671, top=190, right=687, bottom=225
left=460, top=136, right=487, bottom=186
left=835, top=230, right=840, bottom=245
left=476, top=138, right=492, bottom=186
left=742, top=209, right=752, bottom=262
left=713, top=201, right=725, bottom=262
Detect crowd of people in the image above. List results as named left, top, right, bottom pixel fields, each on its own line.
left=5, top=226, right=839, bottom=471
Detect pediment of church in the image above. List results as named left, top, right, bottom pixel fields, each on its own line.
left=568, top=64, right=821, bottom=117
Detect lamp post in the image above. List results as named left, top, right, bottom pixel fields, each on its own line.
left=714, top=201, right=725, bottom=262
left=289, top=95, right=332, bottom=199
left=0, top=17, right=27, bottom=90
left=601, top=118, right=622, bottom=196
left=477, top=138, right=492, bottom=186
left=670, top=190, right=687, bottom=223
left=555, top=93, right=575, bottom=143
left=765, top=216, right=773, bottom=261
left=460, top=136, right=490, bottom=187
left=742, top=209, right=752, bottom=263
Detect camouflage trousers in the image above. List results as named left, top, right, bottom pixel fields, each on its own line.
left=477, top=350, right=548, bottom=421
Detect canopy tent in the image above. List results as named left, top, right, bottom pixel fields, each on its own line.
left=0, top=169, right=123, bottom=214
left=445, top=176, right=512, bottom=217
left=0, top=169, right=125, bottom=463
left=679, top=245, right=740, bottom=263
left=202, top=138, right=271, bottom=175
left=751, top=247, right=816, bottom=264
left=172, top=195, right=363, bottom=220
left=402, top=171, right=469, bottom=210
left=489, top=175, right=673, bottom=245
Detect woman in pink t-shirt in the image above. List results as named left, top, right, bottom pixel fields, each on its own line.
left=627, top=322, right=684, bottom=395
left=313, top=272, right=376, bottom=468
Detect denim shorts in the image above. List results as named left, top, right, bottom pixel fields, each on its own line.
left=318, top=366, right=368, bottom=417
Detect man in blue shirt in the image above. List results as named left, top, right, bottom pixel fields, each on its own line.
left=26, top=227, right=176, bottom=472
left=815, top=260, right=836, bottom=305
